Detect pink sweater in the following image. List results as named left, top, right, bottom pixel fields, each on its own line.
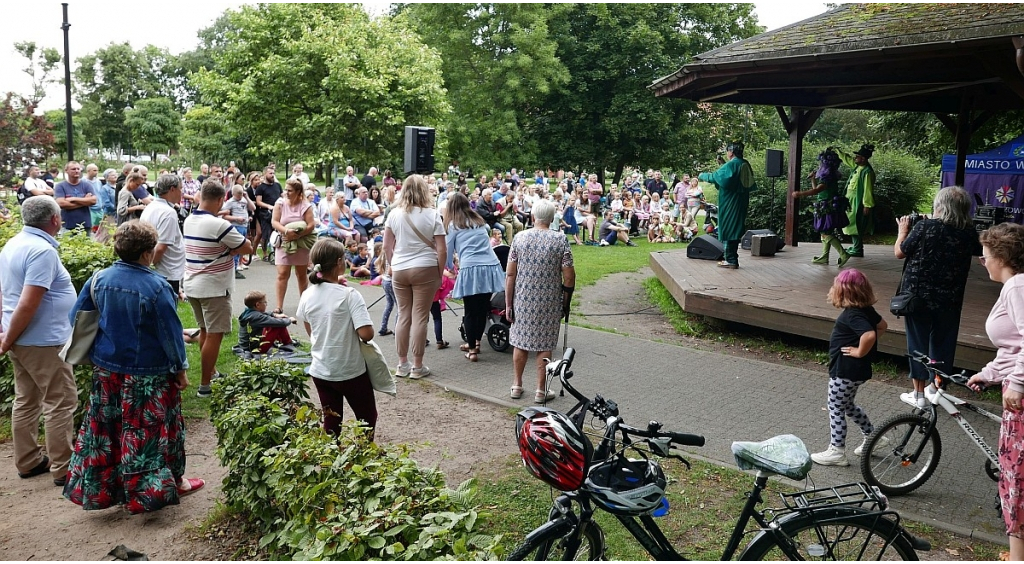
left=975, top=274, right=1024, bottom=393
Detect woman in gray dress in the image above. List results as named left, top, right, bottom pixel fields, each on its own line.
left=505, top=200, right=576, bottom=403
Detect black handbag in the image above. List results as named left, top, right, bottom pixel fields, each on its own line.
left=889, top=259, right=920, bottom=318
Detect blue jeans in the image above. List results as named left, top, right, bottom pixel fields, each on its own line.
left=233, top=225, right=248, bottom=268
left=905, top=306, right=962, bottom=381
left=381, top=278, right=396, bottom=332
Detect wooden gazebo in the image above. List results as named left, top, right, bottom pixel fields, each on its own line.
left=652, top=3, right=1024, bottom=246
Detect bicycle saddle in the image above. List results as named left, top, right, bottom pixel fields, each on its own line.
left=730, top=434, right=813, bottom=481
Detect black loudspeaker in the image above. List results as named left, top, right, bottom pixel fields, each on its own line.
left=404, top=126, right=435, bottom=175
left=765, top=149, right=784, bottom=178
left=687, top=234, right=724, bottom=260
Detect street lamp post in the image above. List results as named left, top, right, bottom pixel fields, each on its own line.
left=61, top=3, right=73, bottom=161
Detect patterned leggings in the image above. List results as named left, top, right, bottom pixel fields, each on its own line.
left=827, top=377, right=873, bottom=448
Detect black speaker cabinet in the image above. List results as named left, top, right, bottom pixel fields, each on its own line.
left=765, top=149, right=784, bottom=178
left=751, top=234, right=778, bottom=257
left=404, top=126, right=436, bottom=175
left=687, top=234, right=724, bottom=260
left=742, top=229, right=776, bottom=250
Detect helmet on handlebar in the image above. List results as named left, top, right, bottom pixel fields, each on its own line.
left=516, top=407, right=594, bottom=492
left=583, top=455, right=667, bottom=515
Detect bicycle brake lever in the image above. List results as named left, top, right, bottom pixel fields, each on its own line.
left=668, top=450, right=691, bottom=470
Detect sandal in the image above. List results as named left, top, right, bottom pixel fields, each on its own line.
left=510, top=386, right=524, bottom=399
left=436, top=340, right=450, bottom=350
left=535, top=389, right=556, bottom=404
left=465, top=350, right=479, bottom=362
left=177, top=477, right=205, bottom=496
left=459, top=343, right=471, bottom=352
left=272, top=308, right=283, bottom=315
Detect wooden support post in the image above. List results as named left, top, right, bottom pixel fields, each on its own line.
left=778, top=107, right=822, bottom=248
left=954, top=94, right=974, bottom=186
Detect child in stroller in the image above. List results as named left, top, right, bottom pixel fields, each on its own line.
left=459, top=244, right=512, bottom=353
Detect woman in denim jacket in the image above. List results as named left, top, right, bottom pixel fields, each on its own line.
left=63, top=221, right=204, bottom=514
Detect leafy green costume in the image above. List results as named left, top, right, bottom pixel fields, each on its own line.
left=837, top=148, right=875, bottom=255
left=699, top=156, right=755, bottom=266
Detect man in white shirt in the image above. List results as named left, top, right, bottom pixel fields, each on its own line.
left=23, top=165, right=53, bottom=197
left=184, top=179, right=252, bottom=397
left=140, top=174, right=186, bottom=295
left=342, top=166, right=360, bottom=204
left=290, top=162, right=311, bottom=186
left=350, top=187, right=381, bottom=240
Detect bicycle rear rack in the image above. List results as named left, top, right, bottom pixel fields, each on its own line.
left=779, top=482, right=887, bottom=514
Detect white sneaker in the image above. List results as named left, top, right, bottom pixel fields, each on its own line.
left=811, top=445, right=849, bottom=466
left=409, top=366, right=431, bottom=380
left=923, top=384, right=939, bottom=403
left=239, top=264, right=249, bottom=271
left=899, top=391, right=927, bottom=409
left=854, top=434, right=892, bottom=456
left=395, top=362, right=411, bottom=378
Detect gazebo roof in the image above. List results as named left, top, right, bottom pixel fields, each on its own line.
left=652, top=3, right=1024, bottom=113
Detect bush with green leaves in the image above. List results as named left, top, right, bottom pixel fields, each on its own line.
left=209, top=357, right=309, bottom=414
left=211, top=361, right=503, bottom=560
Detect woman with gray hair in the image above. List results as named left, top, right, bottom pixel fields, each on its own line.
left=505, top=199, right=576, bottom=403
left=94, top=168, right=118, bottom=243
left=894, top=185, right=981, bottom=408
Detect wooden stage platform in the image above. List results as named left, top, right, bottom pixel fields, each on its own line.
left=650, top=243, right=1000, bottom=371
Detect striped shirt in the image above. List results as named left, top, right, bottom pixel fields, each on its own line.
left=183, top=210, right=246, bottom=299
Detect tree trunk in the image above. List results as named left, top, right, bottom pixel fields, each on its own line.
left=314, top=162, right=325, bottom=183
left=613, top=160, right=626, bottom=185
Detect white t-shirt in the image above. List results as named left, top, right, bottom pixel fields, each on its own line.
left=140, top=197, right=185, bottom=281
left=384, top=207, right=444, bottom=271
left=182, top=210, right=246, bottom=298
left=25, top=177, right=50, bottom=195
left=296, top=283, right=373, bottom=382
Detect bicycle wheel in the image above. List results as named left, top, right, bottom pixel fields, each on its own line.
left=859, top=413, right=941, bottom=496
left=741, top=508, right=918, bottom=560
left=508, top=521, right=604, bottom=561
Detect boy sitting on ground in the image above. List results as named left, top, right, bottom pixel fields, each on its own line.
left=647, top=215, right=662, bottom=243
left=238, top=290, right=298, bottom=356
left=598, top=210, right=638, bottom=247
left=350, top=243, right=372, bottom=278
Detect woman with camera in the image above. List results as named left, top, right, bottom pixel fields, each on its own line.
left=893, top=185, right=981, bottom=408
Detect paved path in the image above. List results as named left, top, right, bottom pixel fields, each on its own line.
left=234, top=257, right=1005, bottom=545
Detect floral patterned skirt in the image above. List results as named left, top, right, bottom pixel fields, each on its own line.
left=63, top=367, right=186, bottom=514
left=1000, top=382, right=1024, bottom=536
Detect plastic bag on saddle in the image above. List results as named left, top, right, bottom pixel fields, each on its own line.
left=730, top=434, right=813, bottom=481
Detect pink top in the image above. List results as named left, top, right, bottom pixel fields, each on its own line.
left=975, top=273, right=1024, bottom=393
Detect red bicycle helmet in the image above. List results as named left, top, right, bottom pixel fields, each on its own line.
left=583, top=455, right=667, bottom=515
left=516, top=407, right=594, bottom=492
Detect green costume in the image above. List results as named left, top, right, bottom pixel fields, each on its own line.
left=837, top=147, right=875, bottom=256
left=699, top=154, right=755, bottom=266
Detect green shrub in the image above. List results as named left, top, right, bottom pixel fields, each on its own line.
left=210, top=358, right=309, bottom=414
left=211, top=362, right=503, bottom=560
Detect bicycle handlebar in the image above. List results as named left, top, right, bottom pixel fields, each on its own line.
left=549, top=348, right=706, bottom=449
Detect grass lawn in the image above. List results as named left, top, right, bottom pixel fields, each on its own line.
left=177, top=300, right=241, bottom=420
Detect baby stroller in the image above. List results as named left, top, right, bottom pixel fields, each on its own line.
left=459, top=244, right=512, bottom=352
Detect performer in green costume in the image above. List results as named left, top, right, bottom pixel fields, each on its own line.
left=698, top=141, right=755, bottom=269
left=837, top=143, right=875, bottom=257
left=793, top=147, right=850, bottom=266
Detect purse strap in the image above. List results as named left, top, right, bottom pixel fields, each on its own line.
left=89, top=271, right=99, bottom=308
left=894, top=256, right=909, bottom=297
left=402, top=211, right=437, bottom=249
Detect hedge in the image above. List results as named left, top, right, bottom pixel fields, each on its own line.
left=211, top=358, right=504, bottom=560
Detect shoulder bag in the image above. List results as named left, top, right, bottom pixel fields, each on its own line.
left=889, top=259, right=922, bottom=318
left=402, top=210, right=438, bottom=248
left=361, top=339, right=396, bottom=396
left=59, top=273, right=101, bottom=365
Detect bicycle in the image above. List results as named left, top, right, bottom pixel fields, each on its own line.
left=859, top=351, right=1001, bottom=496
left=510, top=348, right=930, bottom=560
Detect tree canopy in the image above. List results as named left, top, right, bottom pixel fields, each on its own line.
left=193, top=3, right=449, bottom=170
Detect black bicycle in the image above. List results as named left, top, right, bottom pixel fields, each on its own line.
left=510, top=348, right=929, bottom=561
left=860, top=351, right=1001, bottom=496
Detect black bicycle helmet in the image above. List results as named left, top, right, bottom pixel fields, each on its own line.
left=516, top=407, right=594, bottom=492
left=583, top=455, right=667, bottom=515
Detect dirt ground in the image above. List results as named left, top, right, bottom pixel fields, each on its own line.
left=0, top=381, right=516, bottom=561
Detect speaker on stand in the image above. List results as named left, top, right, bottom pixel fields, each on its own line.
left=765, top=149, right=785, bottom=234
left=404, top=126, right=436, bottom=175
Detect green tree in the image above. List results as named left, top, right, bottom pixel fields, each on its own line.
left=124, top=97, right=181, bottom=160
left=194, top=3, right=449, bottom=170
left=869, top=110, right=1024, bottom=165
left=0, top=94, right=55, bottom=187
left=44, top=109, right=85, bottom=161
left=536, top=3, right=762, bottom=182
left=75, top=43, right=169, bottom=152
left=13, top=41, right=61, bottom=105
left=180, top=105, right=242, bottom=164
left=406, top=3, right=570, bottom=169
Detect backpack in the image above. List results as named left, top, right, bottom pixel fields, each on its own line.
left=16, top=183, right=31, bottom=205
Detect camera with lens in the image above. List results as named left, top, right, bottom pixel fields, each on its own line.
left=908, top=210, right=924, bottom=227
